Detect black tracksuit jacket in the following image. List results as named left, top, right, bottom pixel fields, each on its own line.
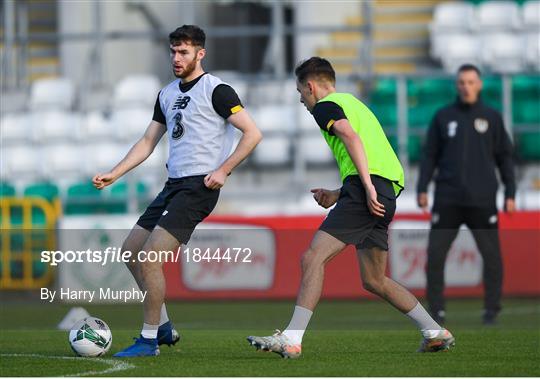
left=417, top=97, right=516, bottom=208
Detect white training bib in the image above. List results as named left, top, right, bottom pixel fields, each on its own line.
left=158, top=73, right=235, bottom=178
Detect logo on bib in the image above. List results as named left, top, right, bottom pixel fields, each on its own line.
left=172, top=112, right=185, bottom=140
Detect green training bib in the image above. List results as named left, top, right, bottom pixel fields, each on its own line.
left=318, top=92, right=405, bottom=196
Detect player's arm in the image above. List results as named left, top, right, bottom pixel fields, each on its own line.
left=92, top=120, right=166, bottom=189
left=494, top=113, right=516, bottom=213
left=310, top=188, right=341, bottom=209
left=332, top=119, right=385, bottom=217
left=416, top=115, right=441, bottom=211
left=312, top=101, right=384, bottom=216
left=204, top=85, right=262, bottom=190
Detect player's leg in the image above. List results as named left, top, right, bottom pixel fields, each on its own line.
left=121, top=224, right=179, bottom=347
left=114, top=226, right=179, bottom=358
left=138, top=226, right=180, bottom=336
left=123, top=224, right=150, bottom=290
left=247, top=230, right=346, bottom=358
left=114, top=184, right=184, bottom=357
left=296, top=230, right=347, bottom=310
left=426, top=204, right=463, bottom=323
left=356, top=246, right=417, bottom=312
left=465, top=207, right=503, bottom=324
left=357, top=246, right=454, bottom=352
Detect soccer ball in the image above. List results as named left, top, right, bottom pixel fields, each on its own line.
left=68, top=317, right=112, bottom=357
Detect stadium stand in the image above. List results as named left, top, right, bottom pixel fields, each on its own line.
left=1, top=0, right=538, bottom=222
left=252, top=137, right=291, bottom=166
left=1, top=114, right=31, bottom=143
left=474, top=1, right=522, bottom=31
left=110, top=107, right=155, bottom=142
left=481, top=33, right=525, bottom=73
left=523, top=0, right=540, bottom=30
left=525, top=32, right=540, bottom=70
left=31, top=110, right=82, bottom=143
left=29, top=77, right=74, bottom=111
left=81, top=111, right=112, bottom=142
left=42, top=143, right=84, bottom=180
left=113, top=75, right=161, bottom=108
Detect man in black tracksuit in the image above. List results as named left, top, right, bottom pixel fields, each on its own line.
left=417, top=64, right=516, bottom=325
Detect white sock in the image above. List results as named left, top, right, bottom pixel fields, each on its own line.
left=141, top=323, right=158, bottom=339
left=283, top=305, right=313, bottom=345
left=405, top=302, right=442, bottom=338
left=159, top=303, right=169, bottom=326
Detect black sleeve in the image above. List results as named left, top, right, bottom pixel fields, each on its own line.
left=212, top=84, right=244, bottom=119
left=152, top=92, right=166, bottom=124
left=311, top=101, right=347, bottom=136
left=494, top=113, right=516, bottom=199
left=417, top=113, right=441, bottom=194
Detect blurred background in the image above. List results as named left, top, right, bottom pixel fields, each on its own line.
left=1, top=0, right=539, bottom=295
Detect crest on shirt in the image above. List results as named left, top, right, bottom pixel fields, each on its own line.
left=447, top=121, right=458, bottom=137
left=172, top=112, right=185, bottom=140
left=474, top=118, right=489, bottom=133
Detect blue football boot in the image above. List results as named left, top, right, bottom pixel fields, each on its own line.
left=113, top=336, right=159, bottom=357
left=157, top=321, right=181, bottom=346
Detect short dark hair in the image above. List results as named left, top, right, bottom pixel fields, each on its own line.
left=294, top=57, right=336, bottom=85
left=457, top=63, right=481, bottom=77
left=169, top=25, right=206, bottom=48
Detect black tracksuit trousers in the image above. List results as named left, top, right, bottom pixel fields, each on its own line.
left=426, top=203, right=503, bottom=315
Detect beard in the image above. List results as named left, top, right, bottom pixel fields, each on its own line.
left=174, top=56, right=198, bottom=79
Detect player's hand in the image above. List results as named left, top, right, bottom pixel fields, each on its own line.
left=504, top=198, right=515, bottom=213
left=311, top=188, right=339, bottom=209
left=366, top=184, right=385, bottom=218
left=417, top=192, right=429, bottom=213
left=92, top=173, right=116, bottom=190
left=204, top=169, right=227, bottom=190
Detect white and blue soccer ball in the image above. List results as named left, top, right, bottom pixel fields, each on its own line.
left=68, top=317, right=112, bottom=357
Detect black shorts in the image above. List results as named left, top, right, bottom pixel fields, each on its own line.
left=136, top=175, right=219, bottom=243
left=319, top=175, right=397, bottom=251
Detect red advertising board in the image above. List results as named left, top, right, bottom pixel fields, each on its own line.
left=164, top=212, right=540, bottom=299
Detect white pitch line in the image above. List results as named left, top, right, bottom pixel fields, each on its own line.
left=0, top=353, right=135, bottom=377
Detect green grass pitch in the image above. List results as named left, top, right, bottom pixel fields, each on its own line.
left=0, top=298, right=539, bottom=376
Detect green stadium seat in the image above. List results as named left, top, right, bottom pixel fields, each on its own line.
left=109, top=181, right=150, bottom=213
left=64, top=181, right=105, bottom=215
left=408, top=135, right=423, bottom=163
left=369, top=79, right=398, bottom=127
left=513, top=75, right=540, bottom=99
left=412, top=78, right=454, bottom=105
left=408, top=79, right=453, bottom=127
left=371, top=78, right=397, bottom=106
left=387, top=135, right=423, bottom=163
left=24, top=182, right=59, bottom=201
left=514, top=100, right=540, bottom=124
left=517, top=132, right=540, bottom=161
left=0, top=182, right=16, bottom=197
left=513, top=76, right=540, bottom=124
left=370, top=104, right=397, bottom=127
left=481, top=77, right=502, bottom=111
left=408, top=104, right=440, bottom=128
left=110, top=181, right=149, bottom=198
left=23, top=182, right=60, bottom=225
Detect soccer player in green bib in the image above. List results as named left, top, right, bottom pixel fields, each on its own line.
left=247, top=57, right=454, bottom=357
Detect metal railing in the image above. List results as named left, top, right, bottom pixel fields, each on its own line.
left=0, top=197, right=60, bottom=289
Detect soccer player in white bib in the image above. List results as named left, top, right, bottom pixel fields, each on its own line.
left=92, top=25, right=262, bottom=357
